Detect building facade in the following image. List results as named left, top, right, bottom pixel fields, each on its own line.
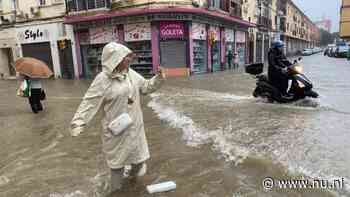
left=0, top=0, right=320, bottom=79
left=0, top=0, right=78, bottom=79
left=243, top=0, right=320, bottom=63
left=242, top=0, right=277, bottom=63
left=64, top=0, right=254, bottom=78
left=340, top=0, right=350, bottom=40
left=280, top=0, right=319, bottom=56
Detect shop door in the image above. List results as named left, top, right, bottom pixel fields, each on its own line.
left=58, top=40, right=75, bottom=79
left=211, top=41, right=221, bottom=72
left=249, top=39, right=254, bottom=63
left=22, top=42, right=54, bottom=71
left=160, top=41, right=187, bottom=68
left=256, top=36, right=263, bottom=63
left=264, top=38, right=270, bottom=62
left=237, top=43, right=246, bottom=66
left=225, top=42, right=234, bottom=69
left=193, top=40, right=208, bottom=74
left=5, top=48, right=16, bottom=76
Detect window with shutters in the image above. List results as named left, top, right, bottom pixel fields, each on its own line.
left=38, top=0, right=46, bottom=6
left=66, top=0, right=110, bottom=12
left=210, top=0, right=221, bottom=9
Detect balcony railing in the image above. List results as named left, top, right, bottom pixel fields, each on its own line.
left=66, top=0, right=111, bottom=12
left=257, top=16, right=272, bottom=29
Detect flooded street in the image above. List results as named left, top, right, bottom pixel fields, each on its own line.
left=1, top=54, right=350, bottom=197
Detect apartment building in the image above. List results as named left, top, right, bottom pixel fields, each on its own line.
left=243, top=0, right=320, bottom=62
left=0, top=0, right=78, bottom=79
left=64, top=0, right=254, bottom=78
left=282, top=0, right=318, bottom=55
left=340, top=0, right=350, bottom=40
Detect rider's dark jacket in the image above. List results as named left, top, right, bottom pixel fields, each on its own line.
left=267, top=48, right=292, bottom=94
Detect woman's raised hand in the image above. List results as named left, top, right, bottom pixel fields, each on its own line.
left=157, top=67, right=166, bottom=79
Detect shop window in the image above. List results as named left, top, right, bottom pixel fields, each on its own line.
left=87, top=0, right=107, bottom=9
left=193, top=40, right=208, bottom=73
left=230, top=1, right=242, bottom=17
left=211, top=41, right=221, bottom=72
left=82, top=44, right=104, bottom=79
left=127, top=41, right=153, bottom=77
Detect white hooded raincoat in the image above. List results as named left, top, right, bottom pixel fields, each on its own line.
left=70, top=42, right=164, bottom=169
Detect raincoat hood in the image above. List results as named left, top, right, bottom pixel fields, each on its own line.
left=101, top=42, right=132, bottom=78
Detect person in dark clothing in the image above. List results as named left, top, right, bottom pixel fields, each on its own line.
left=20, top=75, right=44, bottom=113
left=268, top=40, right=293, bottom=98
left=227, top=49, right=233, bottom=69
left=29, top=88, right=43, bottom=113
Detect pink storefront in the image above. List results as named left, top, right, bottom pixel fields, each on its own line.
left=65, top=8, right=254, bottom=78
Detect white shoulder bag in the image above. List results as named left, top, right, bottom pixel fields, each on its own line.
left=108, top=113, right=133, bottom=136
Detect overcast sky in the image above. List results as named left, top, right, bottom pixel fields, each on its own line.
left=293, top=0, right=341, bottom=32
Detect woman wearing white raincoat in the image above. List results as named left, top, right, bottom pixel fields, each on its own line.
left=70, top=42, right=165, bottom=192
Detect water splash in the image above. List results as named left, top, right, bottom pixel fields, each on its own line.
left=0, top=176, right=9, bottom=186
left=148, top=96, right=250, bottom=165
left=48, top=191, right=87, bottom=197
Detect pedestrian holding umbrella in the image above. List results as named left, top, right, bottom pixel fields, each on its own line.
left=15, top=57, right=53, bottom=113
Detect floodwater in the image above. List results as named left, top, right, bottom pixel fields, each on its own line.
left=0, top=53, right=349, bottom=197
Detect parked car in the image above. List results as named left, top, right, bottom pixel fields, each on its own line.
left=313, top=47, right=322, bottom=53
left=302, top=48, right=313, bottom=56
left=335, top=43, right=349, bottom=58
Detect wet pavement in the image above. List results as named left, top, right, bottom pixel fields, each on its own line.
left=0, top=53, right=349, bottom=197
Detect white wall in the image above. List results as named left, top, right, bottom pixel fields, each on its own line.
left=17, top=0, right=65, bottom=20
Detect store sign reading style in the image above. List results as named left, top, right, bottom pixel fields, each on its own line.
left=17, top=28, right=50, bottom=43
left=160, top=22, right=184, bottom=39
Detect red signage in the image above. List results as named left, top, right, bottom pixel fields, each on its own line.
left=160, top=22, right=185, bottom=39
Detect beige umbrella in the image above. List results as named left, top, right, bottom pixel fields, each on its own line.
left=15, top=57, right=53, bottom=78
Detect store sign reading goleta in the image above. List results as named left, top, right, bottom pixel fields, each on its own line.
left=160, top=22, right=184, bottom=39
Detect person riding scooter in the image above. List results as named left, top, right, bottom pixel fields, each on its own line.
left=268, top=40, right=293, bottom=98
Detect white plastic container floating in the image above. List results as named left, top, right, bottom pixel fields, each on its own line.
left=146, top=181, right=177, bottom=194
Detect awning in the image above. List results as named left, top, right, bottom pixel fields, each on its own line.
left=64, top=7, right=256, bottom=28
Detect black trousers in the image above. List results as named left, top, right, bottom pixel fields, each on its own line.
left=28, top=88, right=43, bottom=113
left=269, top=72, right=289, bottom=94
